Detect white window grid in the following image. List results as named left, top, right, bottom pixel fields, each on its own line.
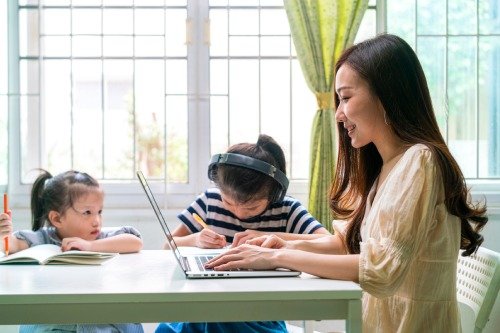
left=5, top=0, right=498, bottom=211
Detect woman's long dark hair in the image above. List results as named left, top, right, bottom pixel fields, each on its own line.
left=329, top=34, right=487, bottom=256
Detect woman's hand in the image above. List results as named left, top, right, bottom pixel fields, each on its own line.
left=231, top=229, right=265, bottom=247
left=195, top=228, right=227, bottom=249
left=205, top=244, right=280, bottom=271
left=245, top=234, right=288, bottom=249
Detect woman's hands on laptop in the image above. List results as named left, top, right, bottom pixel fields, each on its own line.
left=205, top=234, right=290, bottom=271
left=204, top=243, right=282, bottom=271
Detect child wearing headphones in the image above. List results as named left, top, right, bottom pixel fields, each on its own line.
left=171, top=134, right=329, bottom=248
left=155, top=134, right=329, bottom=333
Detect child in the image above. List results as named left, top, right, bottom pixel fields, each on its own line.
left=156, top=134, right=329, bottom=333
left=0, top=169, right=144, bottom=333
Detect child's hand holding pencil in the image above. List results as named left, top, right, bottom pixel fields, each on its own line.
left=192, top=213, right=227, bottom=249
left=1, top=193, right=11, bottom=255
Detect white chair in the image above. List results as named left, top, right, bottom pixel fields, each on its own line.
left=457, top=247, right=500, bottom=333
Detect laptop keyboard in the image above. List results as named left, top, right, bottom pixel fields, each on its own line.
left=195, top=255, right=215, bottom=271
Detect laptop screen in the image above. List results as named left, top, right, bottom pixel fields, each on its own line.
left=136, top=171, right=188, bottom=272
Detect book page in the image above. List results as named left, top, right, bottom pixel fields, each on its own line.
left=47, top=251, right=118, bottom=265
left=0, top=244, right=118, bottom=265
left=0, top=244, right=60, bottom=264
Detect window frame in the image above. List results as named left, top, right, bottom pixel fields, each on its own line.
left=383, top=0, right=500, bottom=212
left=6, top=0, right=499, bottom=214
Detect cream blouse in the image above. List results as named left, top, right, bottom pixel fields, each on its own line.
left=359, top=144, right=461, bottom=333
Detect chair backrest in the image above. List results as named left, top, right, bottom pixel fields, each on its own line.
left=457, top=247, right=500, bottom=333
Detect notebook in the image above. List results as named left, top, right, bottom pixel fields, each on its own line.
left=137, top=170, right=301, bottom=279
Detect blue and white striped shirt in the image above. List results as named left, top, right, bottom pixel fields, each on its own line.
left=177, top=188, right=325, bottom=242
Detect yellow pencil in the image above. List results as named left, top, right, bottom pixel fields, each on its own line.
left=192, top=213, right=208, bottom=229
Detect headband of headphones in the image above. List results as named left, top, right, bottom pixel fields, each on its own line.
left=208, top=153, right=289, bottom=192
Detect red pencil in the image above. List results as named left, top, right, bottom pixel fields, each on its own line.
left=3, top=193, right=9, bottom=256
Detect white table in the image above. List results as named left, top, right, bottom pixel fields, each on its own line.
left=0, top=250, right=362, bottom=332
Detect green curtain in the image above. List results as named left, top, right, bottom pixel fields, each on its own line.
left=284, top=0, right=369, bottom=231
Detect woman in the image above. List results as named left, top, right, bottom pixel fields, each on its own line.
left=206, top=34, right=488, bottom=332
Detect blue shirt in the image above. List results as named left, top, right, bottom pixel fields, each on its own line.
left=156, top=321, right=287, bottom=333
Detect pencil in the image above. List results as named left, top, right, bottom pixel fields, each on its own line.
left=192, top=213, right=208, bottom=229
left=3, top=193, right=9, bottom=256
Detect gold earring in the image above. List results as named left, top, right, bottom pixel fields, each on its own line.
left=384, top=112, right=390, bottom=125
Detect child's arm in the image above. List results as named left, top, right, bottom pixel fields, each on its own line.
left=0, top=212, right=30, bottom=254
left=61, top=234, right=143, bottom=253
left=171, top=223, right=226, bottom=249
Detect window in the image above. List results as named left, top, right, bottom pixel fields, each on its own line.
left=6, top=1, right=498, bottom=211
left=0, top=0, right=7, bottom=190
left=208, top=0, right=377, bottom=181
left=387, top=0, right=500, bottom=183
left=6, top=0, right=377, bottom=209
left=17, top=0, right=188, bottom=184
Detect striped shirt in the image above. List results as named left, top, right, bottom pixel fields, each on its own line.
left=177, top=188, right=325, bottom=243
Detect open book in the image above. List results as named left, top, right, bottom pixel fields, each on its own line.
left=0, top=244, right=118, bottom=265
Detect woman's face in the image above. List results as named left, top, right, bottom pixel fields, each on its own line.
left=335, top=64, right=387, bottom=148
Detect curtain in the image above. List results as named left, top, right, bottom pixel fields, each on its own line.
left=284, top=0, right=369, bottom=231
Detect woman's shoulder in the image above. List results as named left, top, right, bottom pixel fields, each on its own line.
left=405, top=143, right=430, bottom=155
left=403, top=144, right=435, bottom=164
left=391, top=144, right=439, bottom=183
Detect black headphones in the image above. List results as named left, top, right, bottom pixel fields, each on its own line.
left=207, top=153, right=289, bottom=203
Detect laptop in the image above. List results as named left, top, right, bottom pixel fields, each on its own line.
left=137, top=170, right=301, bottom=279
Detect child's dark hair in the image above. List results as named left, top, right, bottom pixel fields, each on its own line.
left=212, top=134, right=287, bottom=204
left=30, top=169, right=101, bottom=231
